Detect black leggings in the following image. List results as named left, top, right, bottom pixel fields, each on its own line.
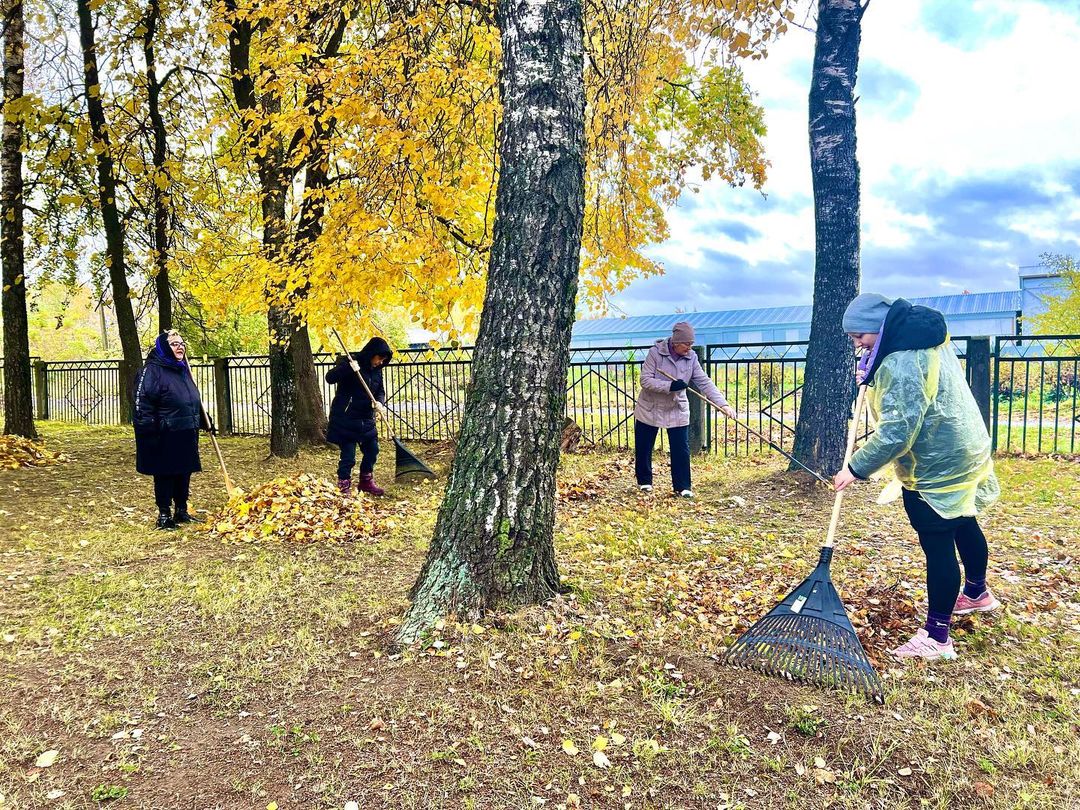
left=154, top=474, right=191, bottom=514
left=902, top=488, right=989, bottom=615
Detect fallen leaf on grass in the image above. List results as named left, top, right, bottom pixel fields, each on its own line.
left=898, top=767, right=913, bottom=776
left=45, top=790, right=65, bottom=801
left=34, top=750, right=58, bottom=768
left=561, top=739, right=579, bottom=756
left=813, top=756, right=826, bottom=769
left=974, top=781, right=994, bottom=798
left=592, top=750, right=611, bottom=769
left=767, top=731, right=782, bottom=744
left=813, top=768, right=837, bottom=785
left=369, top=717, right=386, bottom=731
left=966, top=697, right=997, bottom=719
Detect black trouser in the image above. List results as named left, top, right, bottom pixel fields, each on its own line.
left=154, top=474, right=191, bottom=514
left=634, top=420, right=691, bottom=492
left=336, top=436, right=379, bottom=480
left=902, top=488, right=989, bottom=615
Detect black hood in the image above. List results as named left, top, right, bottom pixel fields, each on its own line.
left=864, top=298, right=947, bottom=385
left=353, top=336, right=394, bottom=369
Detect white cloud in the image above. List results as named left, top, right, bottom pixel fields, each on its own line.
left=621, top=1, right=1080, bottom=316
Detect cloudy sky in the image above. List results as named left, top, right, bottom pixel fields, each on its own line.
left=609, top=0, right=1080, bottom=317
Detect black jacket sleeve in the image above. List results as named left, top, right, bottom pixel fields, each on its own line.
left=325, top=357, right=355, bottom=385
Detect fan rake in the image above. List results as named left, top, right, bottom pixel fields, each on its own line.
left=725, top=387, right=884, bottom=701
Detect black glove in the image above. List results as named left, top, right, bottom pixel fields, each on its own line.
left=203, top=415, right=217, bottom=435
left=669, top=379, right=688, bottom=392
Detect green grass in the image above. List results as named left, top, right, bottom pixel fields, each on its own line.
left=0, top=423, right=1077, bottom=808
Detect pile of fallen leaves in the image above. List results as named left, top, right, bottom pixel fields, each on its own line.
left=206, top=473, right=386, bottom=544
left=0, top=435, right=67, bottom=469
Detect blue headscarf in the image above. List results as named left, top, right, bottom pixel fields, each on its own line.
left=154, top=332, right=189, bottom=370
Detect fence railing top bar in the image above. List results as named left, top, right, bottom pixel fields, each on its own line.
left=705, top=340, right=810, bottom=350
left=995, top=333, right=1080, bottom=343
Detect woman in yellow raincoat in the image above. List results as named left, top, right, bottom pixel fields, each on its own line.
left=833, top=294, right=1000, bottom=661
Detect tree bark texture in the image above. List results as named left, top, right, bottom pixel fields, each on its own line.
left=291, top=325, right=325, bottom=444
left=791, top=0, right=863, bottom=476
left=399, top=0, right=586, bottom=644
left=2, top=0, right=36, bottom=437
left=142, top=0, right=171, bottom=332
left=225, top=0, right=297, bottom=457
left=76, top=0, right=143, bottom=368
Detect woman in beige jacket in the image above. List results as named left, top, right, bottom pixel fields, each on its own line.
left=634, top=322, right=735, bottom=497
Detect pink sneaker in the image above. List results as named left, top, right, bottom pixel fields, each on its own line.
left=953, top=589, right=1001, bottom=615
left=890, top=629, right=957, bottom=661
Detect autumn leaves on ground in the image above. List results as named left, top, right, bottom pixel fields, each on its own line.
left=1, top=426, right=1078, bottom=809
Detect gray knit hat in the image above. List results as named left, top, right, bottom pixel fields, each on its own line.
left=842, top=293, right=893, bottom=334
left=671, top=321, right=695, bottom=344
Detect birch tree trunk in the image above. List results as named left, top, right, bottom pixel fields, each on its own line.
left=791, top=0, right=864, bottom=476
left=398, top=0, right=586, bottom=644
left=76, top=0, right=143, bottom=369
left=2, top=0, right=36, bottom=438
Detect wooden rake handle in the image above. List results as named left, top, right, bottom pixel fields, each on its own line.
left=186, top=368, right=238, bottom=497
left=824, top=386, right=868, bottom=549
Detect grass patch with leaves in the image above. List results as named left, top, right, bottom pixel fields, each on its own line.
left=0, top=423, right=1077, bottom=809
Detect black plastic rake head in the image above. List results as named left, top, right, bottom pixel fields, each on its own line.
left=725, top=547, right=884, bottom=701
left=393, top=437, right=437, bottom=480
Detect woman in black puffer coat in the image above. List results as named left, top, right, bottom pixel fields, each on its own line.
left=326, top=337, right=393, bottom=496
left=133, top=331, right=211, bottom=529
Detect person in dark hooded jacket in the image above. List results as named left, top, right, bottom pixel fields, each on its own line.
left=134, top=330, right=212, bottom=529
left=833, top=294, right=1000, bottom=662
left=326, top=336, right=393, bottom=496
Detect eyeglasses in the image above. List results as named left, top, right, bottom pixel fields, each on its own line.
left=167, top=340, right=185, bottom=347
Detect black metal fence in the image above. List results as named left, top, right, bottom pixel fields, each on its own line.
left=5, top=334, right=1078, bottom=456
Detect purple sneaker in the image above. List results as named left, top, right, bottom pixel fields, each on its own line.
left=890, top=629, right=957, bottom=661
left=953, top=589, right=1001, bottom=616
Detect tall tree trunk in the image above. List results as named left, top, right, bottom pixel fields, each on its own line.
left=2, top=0, right=36, bottom=438
left=790, top=0, right=863, bottom=476
left=398, top=0, right=586, bottom=644
left=292, top=325, right=326, bottom=444
left=260, top=100, right=297, bottom=458
left=225, top=0, right=297, bottom=456
left=142, top=0, right=171, bottom=332
left=76, top=0, right=142, bottom=367
left=289, top=86, right=334, bottom=451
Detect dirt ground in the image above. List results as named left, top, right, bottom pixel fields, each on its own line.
left=1, top=424, right=1078, bottom=809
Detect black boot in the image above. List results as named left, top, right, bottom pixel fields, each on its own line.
left=156, top=511, right=176, bottom=531
left=173, top=506, right=202, bottom=524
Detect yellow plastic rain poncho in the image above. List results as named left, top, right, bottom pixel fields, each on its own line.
left=849, top=341, right=999, bottom=520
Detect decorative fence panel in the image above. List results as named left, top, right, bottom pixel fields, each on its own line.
left=7, top=334, right=1077, bottom=457
left=993, top=336, right=1080, bottom=455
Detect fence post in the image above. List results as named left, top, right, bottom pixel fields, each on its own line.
left=33, top=360, right=49, bottom=420
left=117, top=360, right=136, bottom=425
left=688, top=345, right=706, bottom=454
left=966, top=337, right=992, bottom=433
left=214, top=357, right=233, bottom=435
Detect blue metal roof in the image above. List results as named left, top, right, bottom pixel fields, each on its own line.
left=573, top=291, right=1021, bottom=337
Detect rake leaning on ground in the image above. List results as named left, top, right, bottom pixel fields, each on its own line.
left=186, top=369, right=240, bottom=498
left=329, top=329, right=437, bottom=481
left=724, top=386, right=884, bottom=701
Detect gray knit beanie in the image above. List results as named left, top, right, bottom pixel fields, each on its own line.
left=671, top=321, right=695, bottom=344
left=842, top=293, right=893, bottom=334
